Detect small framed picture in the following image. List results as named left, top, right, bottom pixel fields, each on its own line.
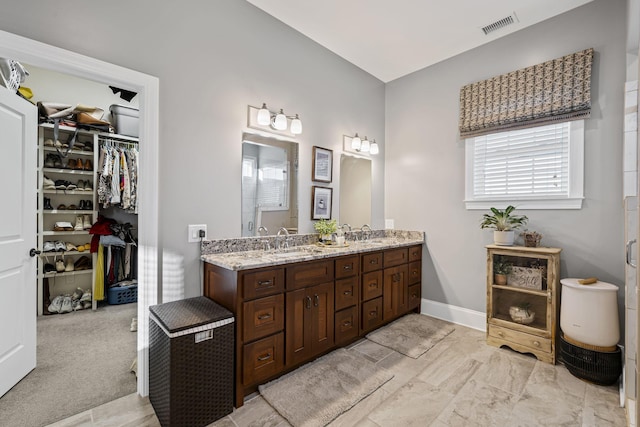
left=311, top=186, right=333, bottom=220
left=312, top=146, right=333, bottom=183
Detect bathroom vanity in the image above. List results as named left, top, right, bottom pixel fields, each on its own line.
left=201, top=232, right=424, bottom=407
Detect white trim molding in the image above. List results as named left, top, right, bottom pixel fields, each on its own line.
left=420, top=298, right=486, bottom=332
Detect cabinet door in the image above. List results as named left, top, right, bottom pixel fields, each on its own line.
left=383, top=264, right=408, bottom=320
left=242, top=294, right=284, bottom=342
left=285, top=288, right=311, bottom=366
left=335, top=255, right=359, bottom=279
left=310, top=281, right=335, bottom=356
left=362, top=270, right=383, bottom=302
left=335, top=276, right=358, bottom=311
left=335, top=306, right=358, bottom=345
left=361, top=297, right=383, bottom=333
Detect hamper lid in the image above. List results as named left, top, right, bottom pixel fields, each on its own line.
left=149, top=296, right=233, bottom=333
left=561, top=278, right=619, bottom=292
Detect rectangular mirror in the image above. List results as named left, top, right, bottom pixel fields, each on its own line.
left=242, top=132, right=298, bottom=236
left=339, top=154, right=371, bottom=227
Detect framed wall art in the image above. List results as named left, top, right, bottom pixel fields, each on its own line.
left=311, top=186, right=333, bottom=220
left=312, top=146, right=333, bottom=183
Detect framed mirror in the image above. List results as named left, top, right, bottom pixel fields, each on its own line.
left=241, top=132, right=298, bottom=236
left=339, top=154, right=371, bottom=227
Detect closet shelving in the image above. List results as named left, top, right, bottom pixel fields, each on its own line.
left=37, top=122, right=138, bottom=315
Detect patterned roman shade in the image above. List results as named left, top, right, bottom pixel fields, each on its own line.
left=459, top=48, right=594, bottom=138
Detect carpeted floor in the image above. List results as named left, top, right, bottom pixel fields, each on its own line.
left=0, top=303, right=137, bottom=427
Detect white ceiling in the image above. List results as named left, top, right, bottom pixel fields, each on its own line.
left=246, top=0, right=594, bottom=82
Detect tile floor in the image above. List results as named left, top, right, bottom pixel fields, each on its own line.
left=47, top=322, right=627, bottom=427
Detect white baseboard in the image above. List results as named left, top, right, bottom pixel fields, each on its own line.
left=420, top=298, right=486, bottom=332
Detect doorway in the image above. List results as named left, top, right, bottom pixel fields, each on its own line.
left=0, top=29, right=160, bottom=397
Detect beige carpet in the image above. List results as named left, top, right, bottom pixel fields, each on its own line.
left=366, top=313, right=455, bottom=358
left=0, top=303, right=137, bottom=427
left=259, top=348, right=393, bottom=427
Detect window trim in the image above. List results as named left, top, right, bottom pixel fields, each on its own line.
left=464, top=120, right=584, bottom=210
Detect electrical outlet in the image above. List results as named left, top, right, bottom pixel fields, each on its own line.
left=188, top=224, right=207, bottom=243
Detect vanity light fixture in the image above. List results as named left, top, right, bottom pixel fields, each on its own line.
left=344, top=134, right=379, bottom=156
left=256, top=103, right=303, bottom=135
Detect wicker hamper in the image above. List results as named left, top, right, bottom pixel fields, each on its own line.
left=149, top=297, right=234, bottom=427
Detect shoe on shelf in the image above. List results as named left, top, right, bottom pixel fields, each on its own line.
left=72, top=300, right=83, bottom=311
left=48, top=295, right=64, bottom=313
left=84, top=181, right=93, bottom=192
left=80, top=290, right=92, bottom=309
left=43, top=263, right=56, bottom=274
left=43, top=176, right=56, bottom=190
left=67, top=204, right=78, bottom=210
left=54, top=241, right=67, bottom=252
left=84, top=159, right=92, bottom=171
left=85, top=200, right=93, bottom=210
left=44, top=138, right=55, bottom=147
left=53, top=221, right=73, bottom=231
left=54, top=180, right=67, bottom=190
left=55, top=257, right=65, bottom=272
left=44, top=154, right=55, bottom=168
left=43, top=241, right=55, bottom=252
left=74, top=256, right=91, bottom=271
left=74, top=215, right=84, bottom=231
left=64, top=258, right=74, bottom=272
left=83, top=214, right=92, bottom=230
left=66, top=158, right=76, bottom=170
left=56, top=204, right=66, bottom=210
left=65, top=242, right=78, bottom=251
left=59, top=296, right=73, bottom=313
left=52, top=154, right=62, bottom=168
left=72, top=287, right=83, bottom=300
left=43, top=197, right=53, bottom=210
left=66, top=181, right=77, bottom=191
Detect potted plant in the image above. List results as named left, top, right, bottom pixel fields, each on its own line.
left=314, top=219, right=337, bottom=243
left=493, top=259, right=512, bottom=285
left=480, top=205, right=528, bottom=246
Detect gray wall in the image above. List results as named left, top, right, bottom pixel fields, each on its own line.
left=385, top=0, right=627, bottom=322
left=0, top=0, right=386, bottom=299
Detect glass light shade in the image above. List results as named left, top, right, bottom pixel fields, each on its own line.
left=351, top=133, right=361, bottom=150
left=361, top=137, right=370, bottom=152
left=257, top=103, right=271, bottom=126
left=274, top=109, right=287, bottom=130
left=370, top=140, right=379, bottom=155
left=290, top=114, right=302, bottom=134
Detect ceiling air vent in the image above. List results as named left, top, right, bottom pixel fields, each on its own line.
left=481, top=13, right=518, bottom=35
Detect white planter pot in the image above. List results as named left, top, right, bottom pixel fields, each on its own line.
left=494, top=230, right=515, bottom=246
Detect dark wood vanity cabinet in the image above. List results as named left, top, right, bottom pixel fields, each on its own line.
left=203, top=243, right=422, bottom=408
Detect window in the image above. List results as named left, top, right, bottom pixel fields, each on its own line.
left=465, top=120, right=584, bottom=209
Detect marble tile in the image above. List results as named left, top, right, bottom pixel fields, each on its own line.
left=353, top=418, right=382, bottom=427
left=472, top=349, right=536, bottom=396
left=367, top=379, right=454, bottom=427
left=230, top=395, right=290, bottom=427
left=435, top=378, right=519, bottom=426
left=524, top=362, right=586, bottom=401
left=46, top=411, right=93, bottom=427
left=436, top=325, right=496, bottom=364
left=91, top=395, right=158, bottom=427
left=581, top=383, right=627, bottom=427
left=350, top=340, right=395, bottom=363
left=206, top=416, right=237, bottom=427
left=439, top=358, right=484, bottom=395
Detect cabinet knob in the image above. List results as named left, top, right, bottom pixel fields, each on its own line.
left=305, top=296, right=312, bottom=309
left=533, top=341, right=540, bottom=347
left=369, top=310, right=377, bottom=317
left=313, top=294, right=319, bottom=307
left=257, top=353, right=272, bottom=362
left=368, top=282, right=377, bottom=288
left=343, top=290, right=352, bottom=295
left=343, top=264, right=352, bottom=270
left=497, top=331, right=504, bottom=337
left=343, top=320, right=351, bottom=327
left=370, top=259, right=378, bottom=264
left=257, top=279, right=273, bottom=287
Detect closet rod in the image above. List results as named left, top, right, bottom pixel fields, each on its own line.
left=99, top=138, right=138, bottom=149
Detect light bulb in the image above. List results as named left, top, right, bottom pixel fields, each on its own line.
left=274, top=109, right=287, bottom=130
left=257, top=103, right=271, bottom=126
left=361, top=137, right=370, bottom=152
left=351, top=133, right=361, bottom=150
left=290, top=114, right=302, bottom=134
left=370, top=140, right=379, bottom=155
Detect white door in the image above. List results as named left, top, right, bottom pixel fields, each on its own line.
left=0, top=86, right=37, bottom=397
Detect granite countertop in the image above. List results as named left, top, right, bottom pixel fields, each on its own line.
left=201, top=234, right=425, bottom=271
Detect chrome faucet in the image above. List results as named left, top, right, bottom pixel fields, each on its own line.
left=361, top=224, right=372, bottom=241
left=257, top=226, right=269, bottom=236
left=257, top=226, right=270, bottom=251
left=276, top=227, right=290, bottom=251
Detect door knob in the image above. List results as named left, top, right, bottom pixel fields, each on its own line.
left=29, top=248, right=41, bottom=257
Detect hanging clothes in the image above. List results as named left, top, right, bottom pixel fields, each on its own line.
left=97, top=139, right=139, bottom=212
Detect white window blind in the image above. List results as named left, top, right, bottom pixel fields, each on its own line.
left=465, top=120, right=584, bottom=210
left=256, top=159, right=289, bottom=210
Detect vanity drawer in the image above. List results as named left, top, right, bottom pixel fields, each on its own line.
left=488, top=324, right=551, bottom=353
left=335, top=255, right=360, bottom=279
left=242, top=268, right=285, bottom=300
left=243, top=294, right=284, bottom=342
left=361, top=297, right=384, bottom=333
left=408, top=283, right=421, bottom=310
left=335, top=276, right=359, bottom=311
left=408, top=261, right=421, bottom=285
left=361, top=270, right=383, bottom=302
left=286, top=260, right=334, bottom=290
left=243, top=332, right=284, bottom=386
left=408, top=245, right=422, bottom=262
left=362, top=252, right=382, bottom=273
left=335, top=306, right=359, bottom=345
left=384, top=248, right=408, bottom=268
